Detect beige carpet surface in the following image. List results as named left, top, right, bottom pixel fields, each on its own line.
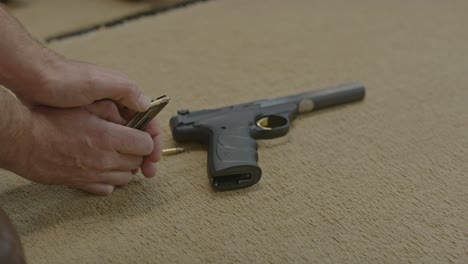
left=5, top=0, right=199, bottom=40
left=1, top=0, right=467, bottom=263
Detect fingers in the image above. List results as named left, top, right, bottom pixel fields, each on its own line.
left=140, top=135, right=159, bottom=177
left=145, top=117, right=161, bottom=138
left=76, top=170, right=137, bottom=195
left=75, top=170, right=138, bottom=195
left=112, top=154, right=143, bottom=171
left=98, top=108, right=161, bottom=180
left=77, top=184, right=115, bottom=196
left=89, top=100, right=163, bottom=183
left=135, top=117, right=162, bottom=175
left=84, top=100, right=127, bottom=125
left=79, top=63, right=151, bottom=112
left=143, top=117, right=163, bottom=163
left=108, top=123, right=154, bottom=156
left=147, top=134, right=162, bottom=163
left=98, top=171, right=134, bottom=186
left=140, top=159, right=157, bottom=178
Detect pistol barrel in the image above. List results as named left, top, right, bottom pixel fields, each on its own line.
left=303, top=82, right=365, bottom=112
left=259, top=82, right=365, bottom=114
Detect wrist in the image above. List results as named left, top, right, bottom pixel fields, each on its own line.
left=6, top=48, right=62, bottom=102
left=0, top=6, right=62, bottom=101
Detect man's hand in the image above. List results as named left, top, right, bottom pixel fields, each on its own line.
left=18, top=57, right=152, bottom=112
left=7, top=56, right=164, bottom=182
left=9, top=102, right=156, bottom=196
left=20, top=57, right=165, bottom=178
left=85, top=100, right=163, bottom=180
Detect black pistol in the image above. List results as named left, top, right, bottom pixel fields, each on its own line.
left=170, top=82, right=365, bottom=191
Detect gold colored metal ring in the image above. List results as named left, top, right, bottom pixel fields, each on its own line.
left=256, top=117, right=273, bottom=130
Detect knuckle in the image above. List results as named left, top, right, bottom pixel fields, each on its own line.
left=79, top=172, right=99, bottom=183
left=80, top=74, right=98, bottom=101
left=96, top=129, right=115, bottom=149
left=37, top=58, right=63, bottom=89
left=37, top=70, right=54, bottom=90
left=95, top=157, right=114, bottom=170
left=89, top=158, right=102, bottom=170
left=128, top=131, right=154, bottom=155
left=84, top=70, right=98, bottom=88
left=146, top=118, right=161, bottom=136
left=35, top=72, right=60, bottom=103
left=124, top=82, right=141, bottom=97
left=121, top=174, right=133, bottom=186
left=118, top=72, right=130, bottom=80
left=93, top=137, right=110, bottom=151
left=87, top=159, right=102, bottom=171
left=134, top=156, right=144, bottom=167
left=101, top=101, right=120, bottom=120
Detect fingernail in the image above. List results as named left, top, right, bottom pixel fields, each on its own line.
left=138, top=94, right=152, bottom=111
left=102, top=185, right=115, bottom=196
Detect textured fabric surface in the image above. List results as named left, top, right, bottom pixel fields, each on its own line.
left=5, top=0, right=199, bottom=40
left=1, top=0, right=467, bottom=263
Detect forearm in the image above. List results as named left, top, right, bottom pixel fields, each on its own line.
left=0, top=86, right=30, bottom=172
left=0, top=5, right=57, bottom=96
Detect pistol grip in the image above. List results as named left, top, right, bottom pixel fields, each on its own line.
left=208, top=126, right=262, bottom=191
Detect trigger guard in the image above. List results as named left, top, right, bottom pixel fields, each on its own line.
left=252, top=114, right=290, bottom=139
